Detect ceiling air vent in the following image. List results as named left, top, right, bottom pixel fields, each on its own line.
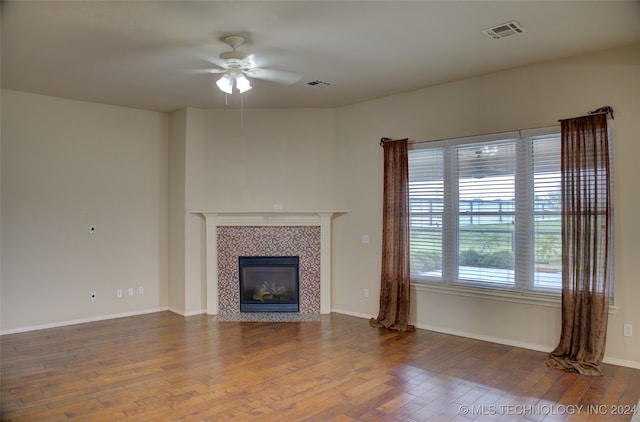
left=306, top=80, right=332, bottom=87
left=482, top=21, right=527, bottom=40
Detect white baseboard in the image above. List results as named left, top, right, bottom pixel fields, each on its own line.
left=413, top=321, right=554, bottom=354
left=413, top=322, right=640, bottom=369
left=0, top=307, right=169, bottom=336
left=601, top=356, right=640, bottom=370
left=332, top=311, right=640, bottom=370
left=331, top=308, right=375, bottom=320
left=333, top=309, right=543, bottom=349
left=168, top=307, right=207, bottom=317
left=333, top=310, right=551, bottom=352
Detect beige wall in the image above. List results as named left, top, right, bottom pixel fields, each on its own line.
left=1, top=90, right=169, bottom=331
left=333, top=44, right=640, bottom=367
left=1, top=44, right=638, bottom=368
left=201, top=108, right=338, bottom=211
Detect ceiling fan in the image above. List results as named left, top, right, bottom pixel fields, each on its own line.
left=200, top=35, right=302, bottom=94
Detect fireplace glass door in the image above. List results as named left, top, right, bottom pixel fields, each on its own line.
left=238, top=256, right=299, bottom=312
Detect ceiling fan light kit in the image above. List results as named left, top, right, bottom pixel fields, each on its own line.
left=208, top=35, right=301, bottom=96
left=216, top=74, right=233, bottom=94
left=235, top=74, right=252, bottom=93
left=216, top=70, right=252, bottom=94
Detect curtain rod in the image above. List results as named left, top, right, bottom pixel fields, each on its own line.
left=382, top=106, right=613, bottom=147
left=559, top=106, right=614, bottom=122
left=387, top=124, right=558, bottom=147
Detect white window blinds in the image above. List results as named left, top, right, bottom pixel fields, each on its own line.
left=409, top=128, right=564, bottom=295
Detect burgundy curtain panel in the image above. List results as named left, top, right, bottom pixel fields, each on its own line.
left=370, top=139, right=415, bottom=332
left=546, top=113, right=612, bottom=375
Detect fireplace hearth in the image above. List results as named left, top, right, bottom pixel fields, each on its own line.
left=239, top=256, right=299, bottom=312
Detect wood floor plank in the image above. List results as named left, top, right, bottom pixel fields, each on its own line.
left=2, top=312, right=639, bottom=421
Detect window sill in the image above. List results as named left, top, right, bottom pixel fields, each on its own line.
left=411, top=281, right=618, bottom=315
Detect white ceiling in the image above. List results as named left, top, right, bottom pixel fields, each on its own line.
left=2, top=1, right=639, bottom=113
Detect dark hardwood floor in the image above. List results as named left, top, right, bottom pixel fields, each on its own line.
left=1, top=312, right=639, bottom=421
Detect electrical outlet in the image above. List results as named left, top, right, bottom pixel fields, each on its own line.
left=128, top=288, right=134, bottom=296
left=364, top=288, right=369, bottom=298
left=90, top=291, right=97, bottom=301
left=623, top=324, right=632, bottom=337
left=138, top=286, right=144, bottom=295
left=274, top=203, right=283, bottom=210
left=361, top=234, right=370, bottom=244
left=116, top=289, right=123, bottom=298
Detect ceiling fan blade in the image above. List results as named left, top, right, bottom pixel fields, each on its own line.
left=243, top=53, right=260, bottom=68
left=186, top=68, right=227, bottom=75
left=245, top=68, right=302, bottom=85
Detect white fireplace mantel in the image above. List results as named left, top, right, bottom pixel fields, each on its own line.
left=197, top=210, right=347, bottom=315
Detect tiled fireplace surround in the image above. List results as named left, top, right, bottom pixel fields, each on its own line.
left=201, top=212, right=339, bottom=316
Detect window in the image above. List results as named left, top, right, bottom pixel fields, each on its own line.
left=409, top=128, right=567, bottom=296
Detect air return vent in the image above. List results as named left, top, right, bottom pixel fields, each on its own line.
left=306, top=80, right=332, bottom=87
left=482, top=21, right=527, bottom=39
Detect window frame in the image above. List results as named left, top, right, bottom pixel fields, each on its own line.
left=408, top=127, right=571, bottom=301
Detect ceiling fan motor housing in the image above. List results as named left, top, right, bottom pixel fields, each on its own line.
left=223, top=35, right=245, bottom=49
left=220, top=51, right=249, bottom=61
left=219, top=35, right=250, bottom=63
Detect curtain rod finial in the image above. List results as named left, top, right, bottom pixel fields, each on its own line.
left=380, top=137, right=391, bottom=146
left=589, top=106, right=614, bottom=120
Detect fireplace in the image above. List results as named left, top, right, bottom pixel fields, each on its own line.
left=239, top=256, right=300, bottom=312
left=200, top=210, right=344, bottom=316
